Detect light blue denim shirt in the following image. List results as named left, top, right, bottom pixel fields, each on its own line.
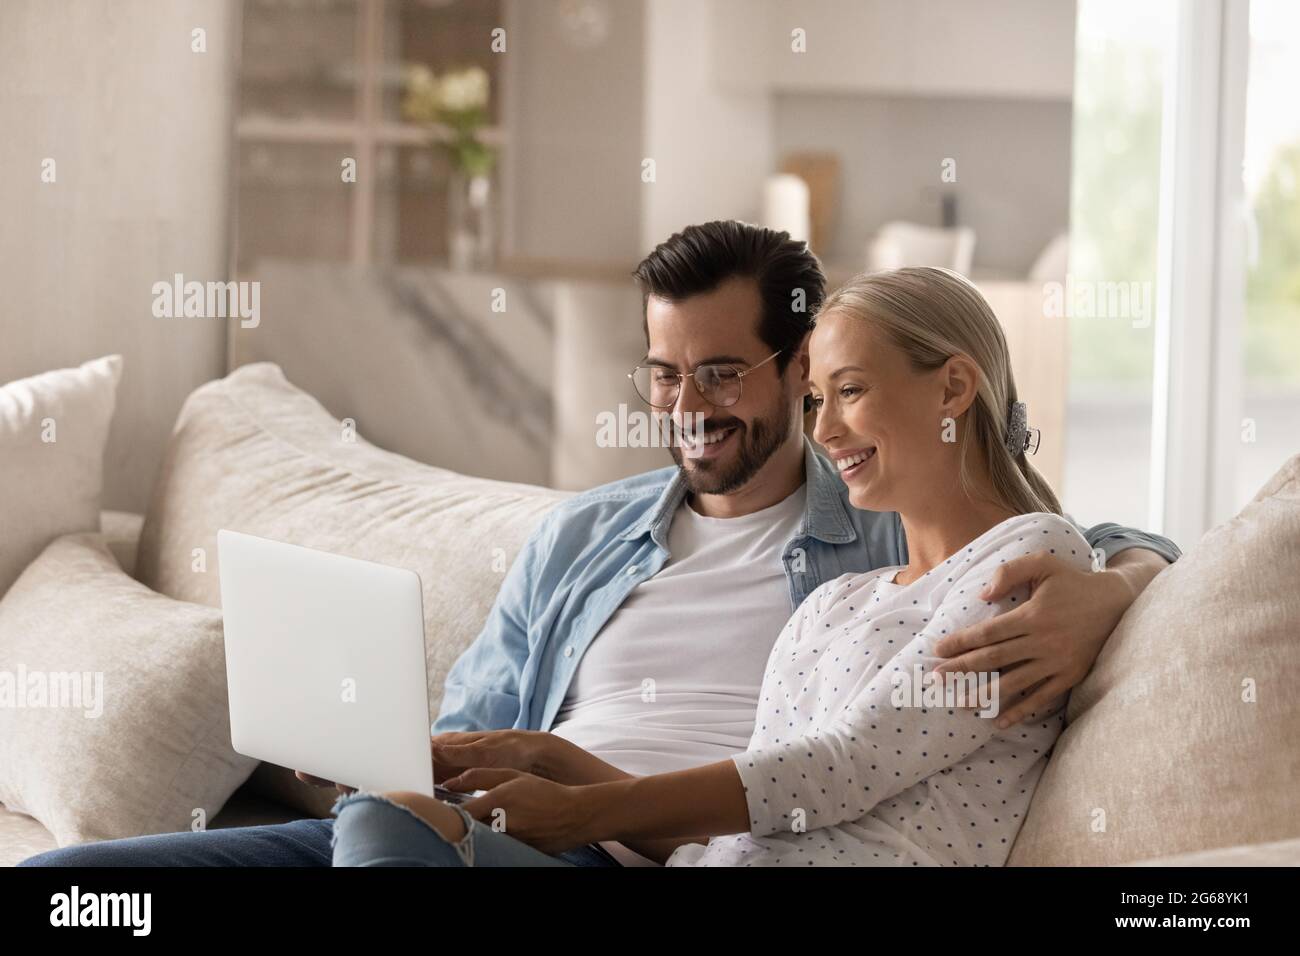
left=433, top=438, right=1179, bottom=735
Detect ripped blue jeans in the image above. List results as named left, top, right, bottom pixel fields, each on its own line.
left=330, top=792, right=622, bottom=867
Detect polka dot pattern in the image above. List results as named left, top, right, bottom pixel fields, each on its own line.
left=667, top=513, right=1093, bottom=867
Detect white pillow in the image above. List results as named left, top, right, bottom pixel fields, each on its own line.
left=0, top=533, right=257, bottom=845
left=0, top=355, right=122, bottom=598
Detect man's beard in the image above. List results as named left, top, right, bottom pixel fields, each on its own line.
left=668, top=399, right=795, bottom=496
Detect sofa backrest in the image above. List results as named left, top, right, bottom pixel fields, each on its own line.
left=135, top=362, right=570, bottom=719
left=1010, top=453, right=1300, bottom=865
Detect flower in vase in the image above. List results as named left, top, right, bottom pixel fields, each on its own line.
left=437, top=67, right=489, bottom=113
left=402, top=64, right=495, bottom=178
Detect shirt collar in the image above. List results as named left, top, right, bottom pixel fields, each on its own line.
left=618, top=437, right=858, bottom=549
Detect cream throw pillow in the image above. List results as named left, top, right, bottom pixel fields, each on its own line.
left=1010, top=453, right=1300, bottom=865
left=135, top=362, right=569, bottom=719
left=0, top=534, right=257, bottom=846
left=134, top=363, right=568, bottom=815
left=0, top=355, right=122, bottom=599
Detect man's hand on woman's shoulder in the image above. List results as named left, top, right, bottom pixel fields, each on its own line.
left=932, top=546, right=1168, bottom=729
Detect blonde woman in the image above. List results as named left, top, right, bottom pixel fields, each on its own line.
left=333, top=267, right=1092, bottom=867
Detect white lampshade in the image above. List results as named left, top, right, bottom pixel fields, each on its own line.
left=762, top=174, right=811, bottom=244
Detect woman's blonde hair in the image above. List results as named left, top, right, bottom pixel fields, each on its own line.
left=818, top=266, right=1062, bottom=516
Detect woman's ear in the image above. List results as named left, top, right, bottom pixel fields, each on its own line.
left=940, top=354, right=981, bottom=418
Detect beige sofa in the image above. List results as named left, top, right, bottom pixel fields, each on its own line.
left=2, top=363, right=1297, bottom=866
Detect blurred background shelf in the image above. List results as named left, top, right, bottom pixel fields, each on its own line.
left=235, top=0, right=506, bottom=269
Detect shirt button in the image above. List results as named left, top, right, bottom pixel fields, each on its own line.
left=564, top=645, right=574, bottom=658
left=627, top=565, right=639, bottom=576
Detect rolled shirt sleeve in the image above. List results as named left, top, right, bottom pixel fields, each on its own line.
left=1078, top=520, right=1181, bottom=565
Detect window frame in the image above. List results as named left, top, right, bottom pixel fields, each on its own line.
left=1148, top=0, right=1252, bottom=544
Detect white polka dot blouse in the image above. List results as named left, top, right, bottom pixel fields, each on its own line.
left=666, top=513, right=1093, bottom=867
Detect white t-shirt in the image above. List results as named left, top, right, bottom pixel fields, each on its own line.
left=549, top=484, right=807, bottom=865
left=666, top=512, right=1091, bottom=867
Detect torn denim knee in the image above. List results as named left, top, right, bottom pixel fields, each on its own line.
left=330, top=791, right=478, bottom=867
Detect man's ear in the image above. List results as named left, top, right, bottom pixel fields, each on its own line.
left=793, top=333, right=813, bottom=414
left=793, top=332, right=812, bottom=387
left=941, top=354, right=981, bottom=418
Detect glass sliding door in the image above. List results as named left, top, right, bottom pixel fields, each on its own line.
left=1236, top=0, right=1300, bottom=509
left=1063, top=0, right=1177, bottom=528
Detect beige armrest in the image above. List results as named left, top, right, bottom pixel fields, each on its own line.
left=1123, top=836, right=1300, bottom=866
left=100, top=510, right=145, bottom=578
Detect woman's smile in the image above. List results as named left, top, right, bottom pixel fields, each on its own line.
left=831, top=446, right=877, bottom=481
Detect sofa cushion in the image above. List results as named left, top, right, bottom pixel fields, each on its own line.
left=0, top=534, right=257, bottom=846
left=0, top=355, right=122, bottom=599
left=101, top=510, right=145, bottom=578
left=0, top=805, right=57, bottom=867
left=0, top=785, right=311, bottom=868
left=1121, top=836, right=1300, bottom=867
left=1009, top=453, right=1300, bottom=865
left=134, top=363, right=569, bottom=809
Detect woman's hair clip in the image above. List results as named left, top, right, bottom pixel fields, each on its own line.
left=1004, top=401, right=1040, bottom=457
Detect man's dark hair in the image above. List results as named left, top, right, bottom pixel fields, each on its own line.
left=632, top=220, right=826, bottom=374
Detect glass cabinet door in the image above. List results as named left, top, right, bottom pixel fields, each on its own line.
left=233, top=0, right=505, bottom=270
left=239, top=0, right=361, bottom=124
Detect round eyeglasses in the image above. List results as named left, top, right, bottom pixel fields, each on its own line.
left=628, top=350, right=782, bottom=409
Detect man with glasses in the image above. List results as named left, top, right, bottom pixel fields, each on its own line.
left=21, top=220, right=1178, bottom=868
left=628, top=349, right=782, bottom=461
left=423, top=220, right=1179, bottom=865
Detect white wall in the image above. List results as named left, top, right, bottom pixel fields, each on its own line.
left=503, top=0, right=646, bottom=263
left=0, top=0, right=237, bottom=512
left=711, top=0, right=1076, bottom=273
left=715, top=0, right=1076, bottom=101
left=504, top=0, right=775, bottom=259
left=641, top=0, right=773, bottom=251
left=774, top=92, right=1073, bottom=273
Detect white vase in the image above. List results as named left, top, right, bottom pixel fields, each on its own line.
left=447, top=171, right=495, bottom=272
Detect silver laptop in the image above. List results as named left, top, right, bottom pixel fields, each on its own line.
left=217, top=529, right=439, bottom=797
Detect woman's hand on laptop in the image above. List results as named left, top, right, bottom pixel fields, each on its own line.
left=452, top=769, right=594, bottom=854
left=293, top=770, right=357, bottom=795
left=432, top=730, right=631, bottom=789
